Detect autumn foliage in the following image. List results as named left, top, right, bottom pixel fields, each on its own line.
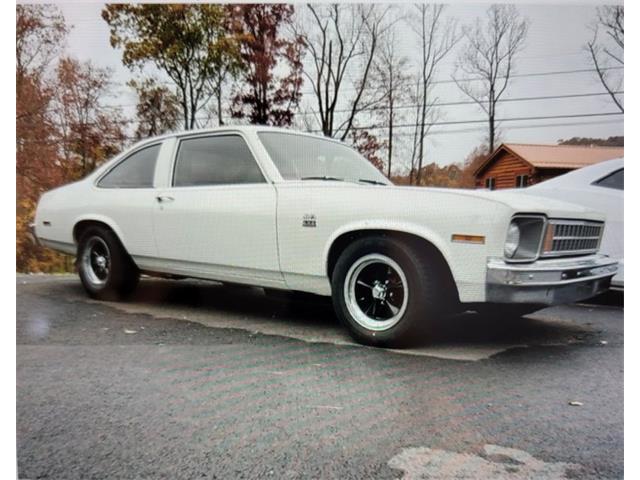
left=103, top=4, right=243, bottom=130
left=17, top=5, right=125, bottom=272
left=350, top=130, right=386, bottom=173
left=229, top=4, right=304, bottom=126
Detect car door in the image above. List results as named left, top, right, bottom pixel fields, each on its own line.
left=152, top=133, right=283, bottom=286
left=92, top=142, right=163, bottom=259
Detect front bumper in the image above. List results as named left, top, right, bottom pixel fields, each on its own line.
left=486, top=254, right=617, bottom=305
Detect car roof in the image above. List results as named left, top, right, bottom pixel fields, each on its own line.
left=137, top=125, right=333, bottom=145
left=528, top=157, right=624, bottom=189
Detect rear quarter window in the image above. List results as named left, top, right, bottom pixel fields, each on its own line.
left=98, top=144, right=161, bottom=188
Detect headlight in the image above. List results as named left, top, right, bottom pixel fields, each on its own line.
left=503, top=216, right=546, bottom=261
left=504, top=223, right=520, bottom=258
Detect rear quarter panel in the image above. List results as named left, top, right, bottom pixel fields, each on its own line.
left=35, top=180, right=159, bottom=258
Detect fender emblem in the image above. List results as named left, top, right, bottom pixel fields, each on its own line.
left=302, top=214, right=317, bottom=228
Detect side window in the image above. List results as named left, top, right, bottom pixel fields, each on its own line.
left=173, top=135, right=265, bottom=187
left=485, top=177, right=495, bottom=190
left=593, top=168, right=623, bottom=190
left=98, top=144, right=160, bottom=188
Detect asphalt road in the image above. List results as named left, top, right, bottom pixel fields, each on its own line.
left=17, top=274, right=623, bottom=479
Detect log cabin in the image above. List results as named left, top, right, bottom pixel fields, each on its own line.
left=474, top=143, right=624, bottom=190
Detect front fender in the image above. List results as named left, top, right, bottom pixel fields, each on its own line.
left=323, top=219, right=455, bottom=277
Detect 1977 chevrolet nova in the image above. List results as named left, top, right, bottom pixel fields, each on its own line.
left=32, top=126, right=618, bottom=346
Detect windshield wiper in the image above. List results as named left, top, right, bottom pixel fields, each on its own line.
left=300, top=176, right=345, bottom=181
left=300, top=176, right=386, bottom=186
left=358, top=179, right=387, bottom=186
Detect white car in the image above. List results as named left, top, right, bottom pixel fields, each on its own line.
left=525, top=158, right=623, bottom=290
left=31, top=127, right=617, bottom=347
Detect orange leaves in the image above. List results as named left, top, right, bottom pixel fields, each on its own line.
left=17, top=6, right=125, bottom=272
left=351, top=130, right=387, bottom=173
left=229, top=4, right=303, bottom=126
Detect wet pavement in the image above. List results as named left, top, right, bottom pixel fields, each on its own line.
left=17, top=274, right=623, bottom=479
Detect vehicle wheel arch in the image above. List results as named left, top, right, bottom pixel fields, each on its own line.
left=75, top=220, right=140, bottom=300
left=325, top=226, right=459, bottom=305
left=73, top=216, right=127, bottom=250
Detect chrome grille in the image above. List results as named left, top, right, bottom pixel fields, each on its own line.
left=542, top=220, right=604, bottom=257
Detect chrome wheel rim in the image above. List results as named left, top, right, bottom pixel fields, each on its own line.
left=81, top=236, right=111, bottom=287
left=344, top=254, right=409, bottom=331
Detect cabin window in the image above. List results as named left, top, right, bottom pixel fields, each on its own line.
left=173, top=134, right=265, bottom=187
left=485, top=177, right=495, bottom=190
left=593, top=168, right=623, bottom=190
left=516, top=174, right=529, bottom=188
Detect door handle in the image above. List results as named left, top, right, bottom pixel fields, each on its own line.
left=156, top=195, right=174, bottom=203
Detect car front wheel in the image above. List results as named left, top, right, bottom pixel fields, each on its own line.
left=331, top=236, right=451, bottom=347
left=77, top=226, right=139, bottom=300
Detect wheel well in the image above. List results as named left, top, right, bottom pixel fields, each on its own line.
left=73, top=220, right=139, bottom=271
left=73, top=220, right=116, bottom=244
left=326, top=229, right=459, bottom=304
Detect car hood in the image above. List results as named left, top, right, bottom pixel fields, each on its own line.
left=444, top=187, right=596, bottom=213
left=294, top=180, right=605, bottom=221
left=383, top=185, right=605, bottom=221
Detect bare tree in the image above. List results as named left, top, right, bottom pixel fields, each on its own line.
left=587, top=6, right=623, bottom=112
left=371, top=25, right=411, bottom=178
left=408, top=84, right=440, bottom=185
left=209, top=60, right=237, bottom=125
left=299, top=4, right=393, bottom=140
left=454, top=5, right=528, bottom=153
left=410, top=4, right=459, bottom=185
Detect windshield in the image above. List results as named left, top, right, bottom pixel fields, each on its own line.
left=258, top=132, right=392, bottom=185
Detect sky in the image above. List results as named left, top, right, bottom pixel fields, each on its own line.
left=54, top=1, right=624, bottom=169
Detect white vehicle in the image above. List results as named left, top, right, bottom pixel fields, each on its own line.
left=525, top=158, right=623, bottom=290
left=31, top=127, right=617, bottom=347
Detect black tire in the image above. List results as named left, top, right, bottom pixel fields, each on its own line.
left=331, top=236, right=452, bottom=347
left=77, top=226, right=139, bottom=300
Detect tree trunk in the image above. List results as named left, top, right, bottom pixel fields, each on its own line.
left=217, top=88, right=223, bottom=126
left=488, top=87, right=495, bottom=152
left=180, top=86, right=189, bottom=130
left=489, top=116, right=495, bottom=152
left=387, top=84, right=393, bottom=179
left=217, top=71, right=224, bottom=126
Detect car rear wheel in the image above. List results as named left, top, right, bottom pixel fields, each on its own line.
left=78, top=226, right=139, bottom=300
left=331, top=236, right=451, bottom=347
